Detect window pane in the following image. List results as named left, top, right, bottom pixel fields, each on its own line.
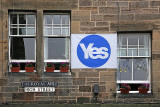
left=53, top=28, right=61, bottom=35
left=121, top=37, right=127, bottom=46
left=119, top=49, right=127, bottom=56
left=128, top=36, right=138, bottom=47
left=139, top=49, right=149, bottom=56
left=128, top=49, right=138, bottom=56
left=133, top=49, right=138, bottom=56
left=27, top=28, right=35, bottom=35
left=139, top=36, right=144, bottom=46
left=128, top=49, right=132, bottom=56
left=117, top=59, right=132, bottom=80
left=10, top=37, right=35, bottom=60
left=62, top=28, right=69, bottom=35
left=44, top=15, right=52, bottom=25
left=53, top=15, right=61, bottom=24
left=62, top=15, right=69, bottom=25
left=44, top=38, right=69, bottom=59
left=10, top=28, right=17, bottom=35
left=45, top=27, right=52, bottom=35
left=10, top=14, right=17, bottom=24
left=118, top=36, right=127, bottom=49
left=139, top=36, right=149, bottom=56
left=19, top=28, right=26, bottom=35
left=133, top=58, right=148, bottom=80
left=19, top=14, right=26, bottom=24
left=27, top=15, right=35, bottom=24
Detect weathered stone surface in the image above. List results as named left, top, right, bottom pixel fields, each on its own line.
left=58, top=85, right=78, bottom=89
left=120, top=8, right=139, bottom=14
left=152, top=40, right=160, bottom=51
left=79, top=0, right=92, bottom=6
left=35, top=97, right=53, bottom=101
left=98, top=93, right=109, bottom=99
left=55, top=89, right=70, bottom=96
left=135, top=14, right=160, bottom=21
left=152, top=30, right=160, bottom=40
left=91, top=10, right=98, bottom=15
left=35, top=92, right=48, bottom=97
left=100, top=71, right=116, bottom=82
left=82, top=92, right=92, bottom=97
left=80, top=26, right=109, bottom=32
left=70, top=92, right=82, bottom=97
left=4, top=0, right=78, bottom=10
left=142, top=8, right=159, bottom=14
left=100, top=71, right=116, bottom=77
left=79, top=71, right=99, bottom=78
left=73, top=78, right=85, bottom=85
left=36, top=10, right=43, bottom=74
left=99, top=7, right=118, bottom=14
left=0, top=78, right=7, bottom=86
left=77, top=97, right=90, bottom=103
left=103, top=15, right=117, bottom=21
left=0, top=3, right=2, bottom=43
left=152, top=81, right=160, bottom=93
left=104, top=14, right=134, bottom=22
left=96, top=22, right=109, bottom=27
left=12, top=93, right=34, bottom=101
left=152, top=54, right=160, bottom=60
left=80, top=22, right=95, bottom=27
left=152, top=60, right=160, bottom=72
left=79, top=7, right=97, bottom=11
left=54, top=100, right=76, bottom=104
left=107, top=2, right=128, bottom=7
left=98, top=86, right=106, bottom=92
left=106, top=82, right=116, bottom=92
left=150, top=1, right=160, bottom=7
left=93, top=1, right=106, bottom=6
left=129, top=1, right=149, bottom=8
left=0, top=93, right=12, bottom=98
left=2, top=86, right=18, bottom=92
left=0, top=62, right=3, bottom=78
left=87, top=78, right=99, bottom=82
left=91, top=15, right=103, bottom=21
left=1, top=0, right=160, bottom=104
left=59, top=96, right=76, bottom=100
left=110, top=22, right=154, bottom=32
left=72, top=11, right=90, bottom=21
left=100, top=76, right=115, bottom=82
left=152, top=72, right=160, bottom=82
left=79, top=86, right=91, bottom=92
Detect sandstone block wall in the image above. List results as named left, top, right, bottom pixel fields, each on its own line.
left=0, top=0, right=160, bottom=104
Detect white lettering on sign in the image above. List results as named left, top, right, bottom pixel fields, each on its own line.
left=80, top=43, right=109, bottom=59
left=24, top=87, right=55, bottom=92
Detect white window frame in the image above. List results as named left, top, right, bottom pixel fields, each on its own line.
left=43, top=13, right=70, bottom=72
left=43, top=13, right=70, bottom=37
left=8, top=12, right=36, bottom=72
left=117, top=33, right=151, bottom=93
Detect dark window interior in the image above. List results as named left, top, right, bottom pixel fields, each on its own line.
left=10, top=37, right=35, bottom=60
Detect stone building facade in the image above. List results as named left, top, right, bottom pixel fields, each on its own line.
left=0, top=0, right=160, bottom=104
